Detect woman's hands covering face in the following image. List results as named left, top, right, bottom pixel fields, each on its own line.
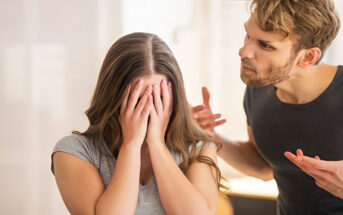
left=146, top=79, right=173, bottom=146
left=119, top=80, right=153, bottom=148
left=119, top=79, right=173, bottom=148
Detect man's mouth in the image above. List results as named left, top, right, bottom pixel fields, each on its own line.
left=241, top=64, right=256, bottom=73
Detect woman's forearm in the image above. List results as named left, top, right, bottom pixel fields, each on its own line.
left=148, top=143, right=215, bottom=215
left=96, top=144, right=141, bottom=215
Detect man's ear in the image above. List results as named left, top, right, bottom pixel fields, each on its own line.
left=297, top=47, right=322, bottom=68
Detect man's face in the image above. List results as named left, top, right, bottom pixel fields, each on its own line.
left=239, top=16, right=298, bottom=87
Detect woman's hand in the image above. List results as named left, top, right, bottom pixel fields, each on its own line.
left=119, top=79, right=153, bottom=148
left=146, top=79, right=173, bottom=146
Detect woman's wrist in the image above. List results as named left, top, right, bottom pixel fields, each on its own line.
left=121, top=141, right=142, bottom=152
left=147, top=139, right=166, bottom=150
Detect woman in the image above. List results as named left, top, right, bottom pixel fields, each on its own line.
left=51, top=32, right=222, bottom=215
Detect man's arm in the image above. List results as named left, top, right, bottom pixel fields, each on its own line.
left=215, top=126, right=273, bottom=181
left=191, top=87, right=273, bottom=181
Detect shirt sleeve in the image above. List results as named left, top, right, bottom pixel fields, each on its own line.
left=51, top=134, right=94, bottom=175
left=194, top=141, right=217, bottom=156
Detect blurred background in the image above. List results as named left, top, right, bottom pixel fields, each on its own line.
left=0, top=0, right=342, bottom=214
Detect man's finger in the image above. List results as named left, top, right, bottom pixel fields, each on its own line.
left=195, top=110, right=218, bottom=120
left=284, top=151, right=300, bottom=162
left=197, top=113, right=222, bottom=124
left=201, top=119, right=227, bottom=129
left=192, top=105, right=205, bottom=113
left=301, top=164, right=332, bottom=181
left=193, top=108, right=213, bottom=119
left=215, top=119, right=227, bottom=127
left=285, top=152, right=336, bottom=182
left=301, top=155, right=337, bottom=173
left=202, top=87, right=210, bottom=106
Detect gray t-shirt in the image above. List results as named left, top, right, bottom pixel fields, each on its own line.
left=51, top=134, right=206, bottom=215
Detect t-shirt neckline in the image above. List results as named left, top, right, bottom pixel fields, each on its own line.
left=272, top=65, right=342, bottom=109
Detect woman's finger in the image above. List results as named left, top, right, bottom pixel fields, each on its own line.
left=134, top=85, right=152, bottom=118
left=141, top=95, right=153, bottom=121
left=149, top=100, right=158, bottom=119
left=120, top=85, right=131, bottom=115
left=161, top=79, right=170, bottom=111
left=153, top=84, right=163, bottom=115
left=167, top=81, right=173, bottom=113
left=127, top=79, right=144, bottom=114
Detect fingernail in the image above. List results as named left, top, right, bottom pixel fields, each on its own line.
left=168, top=81, right=172, bottom=88
left=147, top=85, right=152, bottom=92
left=194, top=114, right=198, bottom=118
left=139, top=79, right=143, bottom=85
left=163, top=79, right=167, bottom=85
left=296, top=156, right=302, bottom=162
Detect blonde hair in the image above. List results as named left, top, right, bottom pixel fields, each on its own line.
left=251, top=0, right=340, bottom=62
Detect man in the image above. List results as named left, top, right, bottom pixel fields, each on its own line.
left=192, top=0, right=342, bottom=214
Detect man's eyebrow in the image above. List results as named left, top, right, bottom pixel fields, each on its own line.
left=244, top=23, right=275, bottom=44
left=258, top=39, right=272, bottom=44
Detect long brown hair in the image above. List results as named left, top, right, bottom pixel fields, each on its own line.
left=73, top=32, right=223, bottom=188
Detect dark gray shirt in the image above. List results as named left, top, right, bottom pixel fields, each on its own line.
left=244, top=65, right=343, bottom=215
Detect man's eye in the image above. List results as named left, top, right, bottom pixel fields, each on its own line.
left=260, top=42, right=273, bottom=49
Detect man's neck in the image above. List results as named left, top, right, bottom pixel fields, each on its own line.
left=273, top=63, right=338, bottom=104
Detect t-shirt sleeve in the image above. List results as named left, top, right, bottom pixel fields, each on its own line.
left=51, top=134, right=94, bottom=175
left=186, top=141, right=217, bottom=158
left=172, top=141, right=217, bottom=165
left=194, top=141, right=217, bottom=155
left=243, top=86, right=253, bottom=126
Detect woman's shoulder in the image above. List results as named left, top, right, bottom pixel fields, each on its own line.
left=54, top=133, right=92, bottom=150
left=169, top=141, right=217, bottom=164
left=51, top=133, right=99, bottom=165
left=189, top=141, right=217, bottom=155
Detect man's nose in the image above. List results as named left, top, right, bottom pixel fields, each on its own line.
left=239, top=43, right=255, bottom=59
